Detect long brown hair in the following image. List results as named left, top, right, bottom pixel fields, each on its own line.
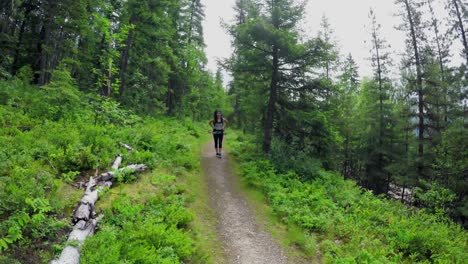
left=213, top=110, right=223, bottom=123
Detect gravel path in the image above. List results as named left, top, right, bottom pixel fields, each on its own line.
left=201, top=143, right=289, bottom=264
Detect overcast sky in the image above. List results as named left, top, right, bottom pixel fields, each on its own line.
left=202, top=0, right=453, bottom=81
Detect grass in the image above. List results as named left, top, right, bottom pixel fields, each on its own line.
left=89, top=131, right=227, bottom=264
left=180, top=161, right=227, bottom=264
left=179, top=135, right=227, bottom=264
left=52, top=182, right=85, bottom=216
left=0, top=77, right=231, bottom=263
left=95, top=170, right=157, bottom=212
left=228, top=133, right=468, bottom=263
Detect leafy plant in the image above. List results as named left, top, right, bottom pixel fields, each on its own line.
left=232, top=135, right=468, bottom=263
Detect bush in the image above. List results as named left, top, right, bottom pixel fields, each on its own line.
left=232, top=135, right=468, bottom=263
left=82, top=188, right=195, bottom=263
left=0, top=78, right=206, bottom=262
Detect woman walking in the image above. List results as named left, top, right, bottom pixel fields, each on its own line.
left=209, top=110, right=228, bottom=158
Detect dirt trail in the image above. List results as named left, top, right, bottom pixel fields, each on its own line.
left=201, top=143, right=289, bottom=264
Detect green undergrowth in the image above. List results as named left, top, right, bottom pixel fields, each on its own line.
left=226, top=149, right=319, bottom=263
left=81, top=127, right=224, bottom=264
left=0, top=77, right=214, bottom=263
left=229, top=133, right=468, bottom=264
left=81, top=173, right=197, bottom=263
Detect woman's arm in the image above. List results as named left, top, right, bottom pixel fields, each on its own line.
left=209, top=119, right=214, bottom=128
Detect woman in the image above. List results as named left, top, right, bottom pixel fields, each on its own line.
left=209, top=110, right=228, bottom=158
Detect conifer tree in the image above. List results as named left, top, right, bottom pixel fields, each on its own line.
left=446, top=0, right=468, bottom=66
left=396, top=0, right=428, bottom=179
left=229, top=0, right=325, bottom=152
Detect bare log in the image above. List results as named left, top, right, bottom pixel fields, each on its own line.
left=122, top=164, right=148, bottom=173
left=51, top=147, right=149, bottom=264
left=95, top=164, right=147, bottom=182
left=72, top=177, right=98, bottom=223
left=51, top=179, right=99, bottom=264
left=120, top=142, right=133, bottom=152
left=50, top=218, right=98, bottom=264
left=387, top=183, right=413, bottom=205
left=96, top=171, right=115, bottom=182
left=97, top=181, right=112, bottom=188
left=111, top=154, right=123, bottom=170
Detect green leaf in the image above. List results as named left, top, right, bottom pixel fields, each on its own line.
left=0, top=239, right=8, bottom=251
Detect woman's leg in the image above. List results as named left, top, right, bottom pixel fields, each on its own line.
left=213, top=134, right=219, bottom=154
left=218, top=133, right=224, bottom=156
left=214, top=133, right=223, bottom=155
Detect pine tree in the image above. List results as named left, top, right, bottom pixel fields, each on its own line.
left=336, top=54, right=359, bottom=178
left=446, top=0, right=468, bottom=66
left=340, top=54, right=360, bottom=92
left=396, top=0, right=428, bottom=179
left=165, top=0, right=207, bottom=116
left=229, top=0, right=317, bottom=152
left=318, top=15, right=339, bottom=81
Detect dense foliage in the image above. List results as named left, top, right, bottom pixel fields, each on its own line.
left=227, top=0, right=467, bottom=226
left=1, top=0, right=467, bottom=262
left=81, top=193, right=195, bottom=264
left=230, top=134, right=468, bottom=263
left=0, top=0, right=230, bottom=118
left=0, top=0, right=229, bottom=262
left=0, top=76, right=210, bottom=263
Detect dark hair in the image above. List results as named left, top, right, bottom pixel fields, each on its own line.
left=213, top=110, right=222, bottom=122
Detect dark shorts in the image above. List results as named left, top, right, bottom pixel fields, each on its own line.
left=213, top=130, right=224, bottom=148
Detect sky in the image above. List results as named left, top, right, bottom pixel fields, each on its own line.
left=202, top=0, right=453, bottom=81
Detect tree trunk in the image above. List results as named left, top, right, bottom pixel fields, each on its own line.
left=97, top=34, right=113, bottom=97
left=11, top=2, right=33, bottom=75
left=35, top=25, right=47, bottom=85
left=342, top=134, right=350, bottom=179
left=452, top=0, right=468, bottom=66
left=374, top=29, right=385, bottom=180
left=404, top=0, right=425, bottom=178
left=263, top=46, right=279, bottom=153
left=166, top=76, right=176, bottom=115
left=370, top=8, right=386, bottom=191
left=428, top=0, right=447, bottom=127
left=118, top=18, right=136, bottom=98
left=36, top=1, right=56, bottom=85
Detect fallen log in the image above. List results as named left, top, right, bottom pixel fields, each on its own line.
left=111, top=154, right=123, bottom=170
left=123, top=164, right=148, bottom=173
left=95, top=164, right=147, bottom=182
left=72, top=177, right=98, bottom=224
left=51, top=144, right=148, bottom=264
left=387, top=183, right=413, bottom=205
left=119, top=142, right=133, bottom=152
left=50, top=218, right=98, bottom=264
left=51, top=176, right=100, bottom=264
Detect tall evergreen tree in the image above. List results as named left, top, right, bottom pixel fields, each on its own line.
left=336, top=54, right=359, bottom=178
left=446, top=0, right=468, bottom=66
left=166, top=0, right=207, bottom=116
left=229, top=0, right=326, bottom=152
left=396, top=0, right=428, bottom=179
left=317, top=15, right=339, bottom=81
left=340, top=54, right=360, bottom=91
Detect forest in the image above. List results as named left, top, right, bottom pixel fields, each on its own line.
left=0, top=0, right=467, bottom=263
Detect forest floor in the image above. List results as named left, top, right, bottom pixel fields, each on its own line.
left=201, top=142, right=305, bottom=264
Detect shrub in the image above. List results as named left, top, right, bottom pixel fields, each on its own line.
left=231, top=135, right=468, bottom=263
